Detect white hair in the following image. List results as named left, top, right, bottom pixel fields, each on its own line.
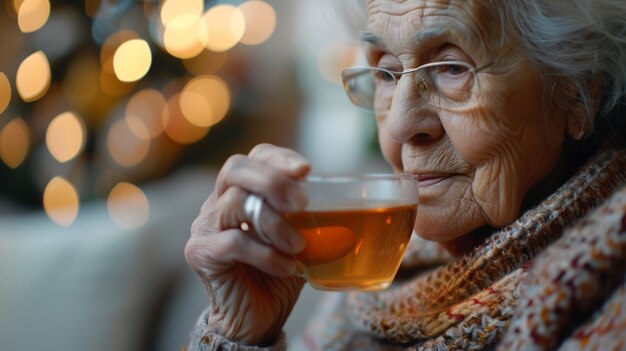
left=501, top=0, right=626, bottom=124
left=336, top=0, right=626, bottom=127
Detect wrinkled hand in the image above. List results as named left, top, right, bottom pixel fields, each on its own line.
left=185, top=144, right=310, bottom=346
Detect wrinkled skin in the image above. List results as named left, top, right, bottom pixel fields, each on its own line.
left=185, top=144, right=310, bottom=345
left=185, top=0, right=586, bottom=345
left=365, top=0, right=582, bottom=253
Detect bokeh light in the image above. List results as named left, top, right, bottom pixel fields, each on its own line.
left=0, top=72, right=10, bottom=114
left=17, top=0, right=50, bottom=33
left=100, top=30, right=139, bottom=74
left=239, top=1, right=276, bottom=45
left=162, top=93, right=210, bottom=144
left=45, top=111, right=85, bottom=163
left=0, top=0, right=294, bottom=218
left=125, top=89, right=166, bottom=139
left=0, top=117, right=30, bottom=169
left=159, top=0, right=205, bottom=59
left=162, top=13, right=205, bottom=59
left=180, top=75, right=230, bottom=127
left=43, top=176, right=80, bottom=227
left=107, top=182, right=149, bottom=230
left=107, top=119, right=150, bottom=167
left=16, top=50, right=51, bottom=102
left=12, top=0, right=26, bottom=14
left=113, top=39, right=152, bottom=82
left=200, top=4, right=245, bottom=52
left=160, top=0, right=203, bottom=26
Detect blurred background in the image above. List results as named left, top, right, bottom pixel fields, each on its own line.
left=0, top=0, right=387, bottom=350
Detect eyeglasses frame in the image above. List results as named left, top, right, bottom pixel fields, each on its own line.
left=341, top=60, right=495, bottom=112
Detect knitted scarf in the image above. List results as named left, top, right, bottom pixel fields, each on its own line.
left=306, top=146, right=626, bottom=350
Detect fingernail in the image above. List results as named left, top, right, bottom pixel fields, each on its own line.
left=289, top=232, right=307, bottom=253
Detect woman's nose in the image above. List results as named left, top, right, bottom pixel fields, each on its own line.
left=383, top=76, right=445, bottom=144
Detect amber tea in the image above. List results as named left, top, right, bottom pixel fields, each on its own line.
left=285, top=201, right=417, bottom=291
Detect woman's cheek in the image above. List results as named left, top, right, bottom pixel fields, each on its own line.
left=440, top=115, right=497, bottom=165
left=442, top=116, right=525, bottom=226
left=472, top=159, right=524, bottom=226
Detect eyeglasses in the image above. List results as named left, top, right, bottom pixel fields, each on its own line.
left=341, top=61, right=493, bottom=112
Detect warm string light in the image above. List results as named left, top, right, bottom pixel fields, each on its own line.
left=113, top=39, right=152, bottom=82
left=16, top=50, right=51, bottom=102
left=107, top=182, right=149, bottom=230
left=179, top=75, right=230, bottom=128
left=45, top=111, right=85, bottom=163
left=100, top=30, right=139, bottom=73
left=163, top=13, right=205, bottom=59
left=11, top=0, right=25, bottom=13
left=43, top=176, right=80, bottom=227
left=125, top=89, right=166, bottom=140
left=106, top=118, right=150, bottom=167
left=157, top=0, right=277, bottom=59
left=162, top=93, right=210, bottom=144
left=0, top=72, right=10, bottom=114
left=200, top=4, right=245, bottom=52
left=239, top=0, right=276, bottom=45
left=160, top=0, right=203, bottom=26
left=0, top=117, right=30, bottom=169
left=160, top=0, right=204, bottom=59
left=17, top=0, right=50, bottom=33
left=1, top=0, right=281, bottom=229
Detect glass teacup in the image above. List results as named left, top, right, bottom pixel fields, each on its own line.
left=284, top=174, right=418, bottom=291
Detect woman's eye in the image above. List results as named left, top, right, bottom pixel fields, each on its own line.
left=373, top=70, right=395, bottom=82
left=442, top=64, right=468, bottom=75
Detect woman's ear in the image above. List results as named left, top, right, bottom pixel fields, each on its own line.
left=566, top=77, right=602, bottom=140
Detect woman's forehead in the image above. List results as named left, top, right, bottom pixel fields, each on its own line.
left=365, top=0, right=496, bottom=53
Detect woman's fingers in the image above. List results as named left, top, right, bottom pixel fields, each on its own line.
left=215, top=155, right=308, bottom=213
left=193, top=185, right=306, bottom=254
left=248, top=143, right=310, bottom=177
left=188, top=144, right=310, bottom=277
left=185, top=229, right=299, bottom=278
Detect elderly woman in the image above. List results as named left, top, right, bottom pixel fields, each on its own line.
left=184, top=0, right=626, bottom=350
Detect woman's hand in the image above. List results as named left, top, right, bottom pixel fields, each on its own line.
left=184, top=144, right=310, bottom=346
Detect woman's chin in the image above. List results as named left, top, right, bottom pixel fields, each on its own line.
left=412, top=210, right=466, bottom=243
left=412, top=208, right=492, bottom=255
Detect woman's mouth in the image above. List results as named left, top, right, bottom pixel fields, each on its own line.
left=415, top=173, right=455, bottom=187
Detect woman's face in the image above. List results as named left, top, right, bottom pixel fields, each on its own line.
left=366, top=0, right=570, bottom=247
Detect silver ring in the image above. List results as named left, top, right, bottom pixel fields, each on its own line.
left=243, top=194, right=271, bottom=244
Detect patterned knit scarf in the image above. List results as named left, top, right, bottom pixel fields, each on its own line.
left=315, top=147, right=626, bottom=350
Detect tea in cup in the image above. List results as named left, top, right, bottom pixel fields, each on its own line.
left=284, top=174, right=418, bottom=291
